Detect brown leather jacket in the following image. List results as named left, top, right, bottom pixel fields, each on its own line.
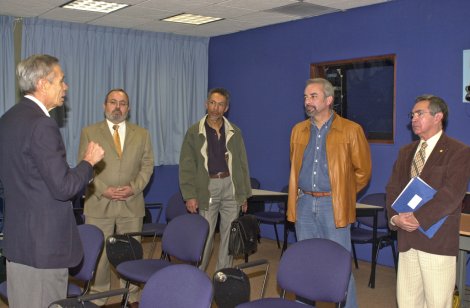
left=287, top=113, right=372, bottom=227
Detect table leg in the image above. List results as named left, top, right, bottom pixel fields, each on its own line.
left=457, top=249, right=467, bottom=301
left=282, top=222, right=289, bottom=253
left=457, top=234, right=470, bottom=302
left=368, top=210, right=378, bottom=288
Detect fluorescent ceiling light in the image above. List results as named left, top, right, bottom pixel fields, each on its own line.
left=61, top=0, right=128, bottom=13
left=162, top=13, right=223, bottom=25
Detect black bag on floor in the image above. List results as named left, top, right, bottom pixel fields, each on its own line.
left=228, top=214, right=259, bottom=256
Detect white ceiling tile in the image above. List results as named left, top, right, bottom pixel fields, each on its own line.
left=0, top=0, right=56, bottom=17
left=170, top=18, right=258, bottom=37
left=39, top=7, right=103, bottom=23
left=235, top=11, right=302, bottom=24
left=327, top=0, right=390, bottom=10
left=89, top=14, right=153, bottom=28
left=188, top=4, right=255, bottom=19
left=133, top=0, right=209, bottom=12
left=221, top=0, right=298, bottom=11
left=303, top=0, right=389, bottom=10
left=132, top=19, right=195, bottom=33
left=116, top=0, right=153, bottom=4
left=112, top=6, right=173, bottom=20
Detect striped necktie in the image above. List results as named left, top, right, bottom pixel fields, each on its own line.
left=410, top=141, right=427, bottom=178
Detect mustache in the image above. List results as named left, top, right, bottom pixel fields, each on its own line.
left=305, top=106, right=316, bottom=116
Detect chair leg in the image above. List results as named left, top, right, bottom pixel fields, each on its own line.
left=374, top=240, right=383, bottom=264
left=351, top=242, right=359, bottom=269
left=273, top=223, right=280, bottom=249
left=391, top=240, right=398, bottom=273
left=120, top=281, right=131, bottom=308
left=147, top=235, right=158, bottom=259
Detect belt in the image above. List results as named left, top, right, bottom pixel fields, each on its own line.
left=209, top=172, right=230, bottom=179
left=302, top=190, right=332, bottom=197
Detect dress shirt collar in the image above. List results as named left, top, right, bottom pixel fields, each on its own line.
left=106, top=119, right=126, bottom=131
left=106, top=119, right=126, bottom=142
left=417, top=130, right=443, bottom=161
left=25, top=95, right=50, bottom=117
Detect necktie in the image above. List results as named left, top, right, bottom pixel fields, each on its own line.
left=410, top=141, right=427, bottom=178
left=113, top=124, right=122, bottom=158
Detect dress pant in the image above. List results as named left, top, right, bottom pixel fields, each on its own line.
left=85, top=216, right=142, bottom=305
left=7, top=260, right=68, bottom=308
left=397, top=248, right=455, bottom=308
left=199, top=176, right=240, bottom=272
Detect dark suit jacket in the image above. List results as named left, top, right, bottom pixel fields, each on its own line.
left=78, top=120, right=154, bottom=218
left=386, top=134, right=470, bottom=256
left=0, top=97, right=93, bottom=268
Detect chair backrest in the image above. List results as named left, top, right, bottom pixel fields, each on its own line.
left=140, top=264, right=213, bottom=308
left=0, top=224, right=104, bottom=300
left=357, top=193, right=387, bottom=228
left=161, top=214, right=209, bottom=265
left=250, top=178, right=260, bottom=189
left=0, top=179, right=4, bottom=233
left=248, top=178, right=263, bottom=213
left=462, top=193, right=470, bottom=214
left=144, top=202, right=163, bottom=224
left=213, top=267, right=250, bottom=308
left=106, top=234, right=143, bottom=268
left=277, top=238, right=351, bottom=303
left=165, top=192, right=189, bottom=222
left=277, top=185, right=289, bottom=212
left=69, top=224, right=104, bottom=282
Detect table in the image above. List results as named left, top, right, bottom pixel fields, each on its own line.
left=248, top=189, right=383, bottom=288
left=249, top=189, right=288, bottom=203
left=457, top=213, right=470, bottom=301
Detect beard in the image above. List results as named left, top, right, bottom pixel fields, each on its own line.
left=305, top=106, right=316, bottom=117
left=105, top=109, right=128, bottom=123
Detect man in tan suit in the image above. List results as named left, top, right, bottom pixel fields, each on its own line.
left=78, top=88, right=154, bottom=306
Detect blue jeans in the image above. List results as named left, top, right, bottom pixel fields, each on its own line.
left=295, top=194, right=358, bottom=308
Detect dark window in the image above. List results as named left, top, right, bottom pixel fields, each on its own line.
left=311, top=55, right=395, bottom=143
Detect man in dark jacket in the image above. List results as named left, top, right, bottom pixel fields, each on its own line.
left=0, top=54, right=104, bottom=307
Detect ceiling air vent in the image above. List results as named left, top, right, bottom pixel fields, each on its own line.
left=265, top=1, right=339, bottom=18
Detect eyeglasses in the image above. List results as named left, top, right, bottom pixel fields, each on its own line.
left=408, top=110, right=432, bottom=119
left=107, top=100, right=128, bottom=108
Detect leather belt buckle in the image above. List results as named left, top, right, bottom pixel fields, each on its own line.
left=209, top=172, right=230, bottom=179
left=302, top=190, right=332, bottom=197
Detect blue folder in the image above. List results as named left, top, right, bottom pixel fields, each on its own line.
left=391, top=176, right=446, bottom=238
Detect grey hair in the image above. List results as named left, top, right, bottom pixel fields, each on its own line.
left=305, top=78, right=335, bottom=109
left=415, top=94, right=448, bottom=129
left=17, top=54, right=59, bottom=95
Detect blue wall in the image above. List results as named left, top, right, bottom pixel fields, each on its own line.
left=205, top=0, right=470, bottom=267
left=144, top=165, right=180, bottom=220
